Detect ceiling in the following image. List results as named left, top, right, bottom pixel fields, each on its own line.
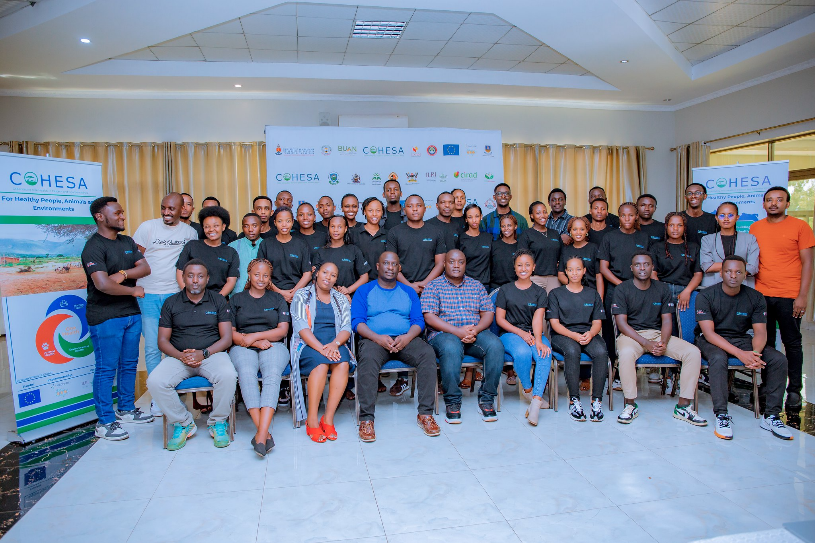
left=0, top=0, right=813, bottom=110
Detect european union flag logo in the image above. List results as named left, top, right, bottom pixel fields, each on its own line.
left=19, top=389, right=41, bottom=408
left=443, top=144, right=459, bottom=156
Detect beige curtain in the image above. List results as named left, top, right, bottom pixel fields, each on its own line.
left=674, top=141, right=710, bottom=211
left=502, top=143, right=647, bottom=218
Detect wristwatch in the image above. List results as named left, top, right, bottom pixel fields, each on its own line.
left=202, top=348, right=211, bottom=359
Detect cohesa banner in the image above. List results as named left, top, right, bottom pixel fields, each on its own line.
left=265, top=126, right=503, bottom=218
left=693, top=160, right=789, bottom=232
left=0, top=152, right=103, bottom=443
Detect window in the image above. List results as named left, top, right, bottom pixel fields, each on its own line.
left=709, top=143, right=768, bottom=167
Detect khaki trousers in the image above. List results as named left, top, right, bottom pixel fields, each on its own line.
left=615, top=330, right=701, bottom=401
left=531, top=275, right=561, bottom=294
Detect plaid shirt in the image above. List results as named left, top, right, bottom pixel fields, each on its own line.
left=546, top=210, right=574, bottom=235
left=420, top=274, right=494, bottom=340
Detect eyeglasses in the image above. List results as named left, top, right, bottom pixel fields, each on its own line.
left=686, top=191, right=704, bottom=197
left=495, top=191, right=510, bottom=196
left=717, top=213, right=735, bottom=219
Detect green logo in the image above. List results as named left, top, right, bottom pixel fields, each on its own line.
left=716, top=178, right=727, bottom=188
left=369, top=145, right=377, bottom=154
left=283, top=173, right=292, bottom=181
left=24, top=172, right=37, bottom=186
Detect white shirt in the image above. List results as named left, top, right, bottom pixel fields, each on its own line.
left=132, top=219, right=197, bottom=295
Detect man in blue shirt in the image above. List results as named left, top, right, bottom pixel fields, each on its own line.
left=480, top=183, right=528, bottom=240
left=352, top=251, right=440, bottom=442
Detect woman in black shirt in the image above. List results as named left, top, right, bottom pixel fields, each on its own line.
left=355, top=197, right=389, bottom=281
left=293, top=202, right=328, bottom=261
left=175, top=205, right=239, bottom=297
left=587, top=197, right=615, bottom=248
left=313, top=216, right=370, bottom=302
left=518, top=201, right=562, bottom=294
left=489, top=214, right=519, bottom=292
left=459, top=203, right=492, bottom=291
left=558, top=216, right=602, bottom=297
left=650, top=212, right=702, bottom=311
left=228, top=258, right=290, bottom=456
left=548, top=256, right=608, bottom=422
left=257, top=207, right=312, bottom=304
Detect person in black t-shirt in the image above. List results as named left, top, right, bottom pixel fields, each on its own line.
left=584, top=187, right=620, bottom=228
left=636, top=194, right=665, bottom=243
left=518, top=201, right=562, bottom=294
left=237, top=196, right=276, bottom=240
left=228, top=258, right=291, bottom=456
left=180, top=192, right=200, bottom=234
left=451, top=188, right=467, bottom=231
left=386, top=194, right=446, bottom=295
left=681, top=183, right=718, bottom=246
left=650, top=212, right=702, bottom=311
left=293, top=202, right=328, bottom=260
left=694, top=255, right=790, bottom=440
left=175, top=206, right=240, bottom=297
left=148, top=259, right=237, bottom=451
left=489, top=214, right=519, bottom=292
left=426, top=192, right=462, bottom=252
left=257, top=207, right=312, bottom=303
left=558, top=216, right=602, bottom=295
left=196, top=197, right=238, bottom=244
left=315, top=195, right=336, bottom=233
left=382, top=178, right=405, bottom=231
left=586, top=197, right=616, bottom=248
left=459, top=203, right=492, bottom=291
left=612, top=251, right=705, bottom=426
left=341, top=194, right=362, bottom=238
left=355, top=198, right=389, bottom=281
left=83, top=197, right=153, bottom=441
left=548, top=256, right=608, bottom=422
left=312, top=216, right=370, bottom=301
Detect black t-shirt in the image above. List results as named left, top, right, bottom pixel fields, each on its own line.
left=459, top=231, right=492, bottom=288
left=650, top=241, right=701, bottom=286
left=81, top=233, right=144, bottom=326
left=518, top=227, right=562, bottom=276
left=384, top=209, right=404, bottom=231
left=558, top=242, right=600, bottom=290
left=681, top=211, right=718, bottom=247
left=584, top=212, right=620, bottom=229
left=490, top=239, right=518, bottom=291
left=450, top=216, right=467, bottom=232
left=587, top=224, right=615, bottom=247
left=314, top=220, right=329, bottom=233
left=229, top=290, right=290, bottom=350
left=495, top=281, right=548, bottom=333
left=694, top=283, right=767, bottom=341
left=293, top=230, right=328, bottom=260
left=611, top=279, right=673, bottom=331
left=547, top=285, right=605, bottom=334
left=353, top=226, right=389, bottom=280
left=386, top=223, right=446, bottom=283
left=639, top=221, right=665, bottom=243
left=598, top=229, right=650, bottom=281
left=193, top=222, right=237, bottom=245
left=313, top=244, right=370, bottom=288
left=721, top=234, right=736, bottom=258
left=175, top=239, right=240, bottom=292
left=257, top=236, right=311, bottom=290
left=159, top=289, right=231, bottom=351
left=425, top=216, right=461, bottom=252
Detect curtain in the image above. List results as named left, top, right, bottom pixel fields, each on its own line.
left=674, top=141, right=710, bottom=211
left=502, top=143, right=647, bottom=218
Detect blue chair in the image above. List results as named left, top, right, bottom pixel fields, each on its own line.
left=551, top=351, right=614, bottom=412
left=162, top=376, right=236, bottom=449
left=677, top=291, right=759, bottom=418
left=354, top=359, right=439, bottom=423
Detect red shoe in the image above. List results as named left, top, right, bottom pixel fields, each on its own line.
left=320, top=416, right=338, bottom=441
left=306, top=424, right=326, bottom=443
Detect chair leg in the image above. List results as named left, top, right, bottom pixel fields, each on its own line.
left=410, top=371, right=416, bottom=398
left=162, top=414, right=168, bottom=449
left=497, top=376, right=502, bottom=412
left=229, top=399, right=236, bottom=442
left=607, top=360, right=614, bottom=411
left=354, top=385, right=360, bottom=427
left=434, top=370, right=439, bottom=416
left=553, top=362, right=559, bottom=412
left=752, top=370, right=760, bottom=418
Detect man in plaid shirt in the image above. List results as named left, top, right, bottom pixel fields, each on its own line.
left=422, top=249, right=504, bottom=424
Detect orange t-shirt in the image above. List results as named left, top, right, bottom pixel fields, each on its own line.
left=750, top=216, right=815, bottom=298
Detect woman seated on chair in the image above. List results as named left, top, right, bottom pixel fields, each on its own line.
left=494, top=249, right=552, bottom=426
left=548, top=256, right=608, bottom=422
left=229, top=258, right=290, bottom=457
left=290, top=261, right=353, bottom=443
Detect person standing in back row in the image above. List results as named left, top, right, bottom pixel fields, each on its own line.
left=637, top=194, right=665, bottom=243
left=480, top=183, right=528, bottom=240
left=681, top=183, right=718, bottom=246
left=175, top=206, right=240, bottom=298
left=195, top=197, right=238, bottom=244
left=546, top=188, right=573, bottom=244
left=386, top=194, right=446, bottom=295
left=426, top=191, right=461, bottom=252
left=451, top=188, right=467, bottom=231
left=750, top=186, right=815, bottom=413
left=382, top=176, right=406, bottom=231
left=584, top=187, right=620, bottom=229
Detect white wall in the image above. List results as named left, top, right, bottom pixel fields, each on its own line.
left=0, top=96, right=677, bottom=213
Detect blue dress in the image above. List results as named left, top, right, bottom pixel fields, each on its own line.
left=298, top=300, right=351, bottom=375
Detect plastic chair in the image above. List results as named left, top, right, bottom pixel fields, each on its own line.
left=677, top=291, right=759, bottom=418
left=162, top=375, right=236, bottom=449
left=354, top=359, right=439, bottom=425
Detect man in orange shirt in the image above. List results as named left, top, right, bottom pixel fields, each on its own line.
left=750, top=186, right=815, bottom=411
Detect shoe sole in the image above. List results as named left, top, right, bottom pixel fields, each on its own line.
left=167, top=424, right=196, bottom=451
left=445, top=416, right=462, bottom=424
left=390, top=386, right=409, bottom=397
left=617, top=412, right=638, bottom=424
left=95, top=429, right=128, bottom=441
left=714, top=429, right=733, bottom=440
left=590, top=415, right=604, bottom=422
left=359, top=435, right=376, bottom=442
left=760, top=421, right=794, bottom=440
left=478, top=404, right=498, bottom=422
left=570, top=414, right=587, bottom=422
left=116, top=416, right=155, bottom=424
left=417, top=419, right=441, bottom=437
left=673, top=412, right=708, bottom=427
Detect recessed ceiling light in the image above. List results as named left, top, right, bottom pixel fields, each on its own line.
left=663, top=98, right=672, bottom=102
left=353, top=21, right=406, bottom=39
left=620, top=59, right=629, bottom=63
left=80, top=38, right=91, bottom=44
left=234, top=84, right=242, bottom=88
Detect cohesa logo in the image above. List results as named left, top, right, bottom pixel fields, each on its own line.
left=9, top=171, right=89, bottom=190
left=35, top=295, right=93, bottom=364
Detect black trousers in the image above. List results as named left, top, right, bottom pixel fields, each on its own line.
left=551, top=334, right=609, bottom=400
left=696, top=335, right=787, bottom=417
left=602, top=284, right=617, bottom=364
left=764, top=296, right=803, bottom=396
left=357, top=337, right=437, bottom=421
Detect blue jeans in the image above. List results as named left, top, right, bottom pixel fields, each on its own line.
left=501, top=332, right=552, bottom=398
left=429, top=330, right=504, bottom=406
left=137, top=293, right=174, bottom=374
left=89, top=315, right=142, bottom=424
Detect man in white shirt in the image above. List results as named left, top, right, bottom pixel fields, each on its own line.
left=132, top=193, right=198, bottom=416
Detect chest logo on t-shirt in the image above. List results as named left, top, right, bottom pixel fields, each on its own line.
left=205, top=311, right=217, bottom=315
left=582, top=257, right=591, bottom=261
left=264, top=307, right=275, bottom=312
left=583, top=303, right=593, bottom=307
left=218, top=257, right=228, bottom=263
left=736, top=312, right=748, bottom=317
left=342, top=258, right=352, bottom=263
left=422, top=238, right=433, bottom=242
left=636, top=244, right=645, bottom=248
left=698, top=230, right=708, bottom=235
left=124, top=250, right=133, bottom=255
left=652, top=302, right=661, bottom=306
left=482, top=245, right=490, bottom=249
left=527, top=303, right=537, bottom=307
left=289, top=254, right=300, bottom=258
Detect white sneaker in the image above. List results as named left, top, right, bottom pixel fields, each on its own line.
left=648, top=372, right=661, bottom=384
left=673, top=404, right=707, bottom=426
left=116, top=407, right=154, bottom=424
left=612, top=379, right=622, bottom=391
left=617, top=403, right=638, bottom=424
left=569, top=398, right=586, bottom=422
left=95, top=421, right=129, bottom=441
left=761, top=414, right=793, bottom=440
left=714, top=414, right=733, bottom=440
left=150, top=400, right=163, bottom=418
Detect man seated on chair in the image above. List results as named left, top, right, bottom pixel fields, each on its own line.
left=352, top=251, right=441, bottom=442
left=147, top=259, right=237, bottom=451
left=422, top=249, right=504, bottom=424
left=612, top=251, right=706, bottom=426
left=695, top=255, right=791, bottom=441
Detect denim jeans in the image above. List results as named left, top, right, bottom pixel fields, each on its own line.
left=429, top=330, right=504, bottom=406
left=501, top=332, right=552, bottom=398
left=89, top=315, right=142, bottom=424
left=137, top=293, right=174, bottom=374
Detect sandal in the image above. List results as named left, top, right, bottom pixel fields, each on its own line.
left=459, top=378, right=472, bottom=389
left=306, top=424, right=327, bottom=443
left=378, top=380, right=387, bottom=393
left=344, top=389, right=355, bottom=401
left=320, top=416, right=338, bottom=441
left=506, top=371, right=517, bottom=386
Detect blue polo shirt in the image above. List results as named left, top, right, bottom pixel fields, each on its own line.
left=351, top=280, right=424, bottom=336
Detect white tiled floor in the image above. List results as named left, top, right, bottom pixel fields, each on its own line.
left=4, top=372, right=815, bottom=543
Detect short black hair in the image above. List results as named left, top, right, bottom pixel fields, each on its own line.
left=253, top=195, right=273, bottom=207
left=405, top=194, right=424, bottom=204
left=717, top=201, right=739, bottom=214
left=319, top=195, right=335, bottom=203
left=362, top=197, right=383, bottom=212
left=297, top=201, right=315, bottom=212
left=180, top=192, right=193, bottom=200
left=764, top=186, right=790, bottom=201
left=590, top=197, right=609, bottom=208
left=182, top=258, right=208, bottom=273
left=242, top=212, right=261, bottom=222
left=631, top=250, right=653, bottom=263
left=463, top=203, right=482, bottom=217
left=589, top=186, right=605, bottom=193
left=341, top=193, right=358, bottom=204
left=513, top=248, right=534, bottom=262
left=384, top=178, right=401, bottom=188
left=494, top=183, right=511, bottom=193
left=271, top=206, right=293, bottom=223
left=723, top=254, right=747, bottom=267
left=548, top=188, right=566, bottom=201
left=436, top=191, right=453, bottom=203
left=90, top=196, right=117, bottom=219
left=198, top=205, right=230, bottom=228
left=636, top=193, right=657, bottom=204
left=276, top=190, right=292, bottom=198
left=202, top=196, right=220, bottom=206
left=686, top=182, right=707, bottom=195
left=452, top=187, right=465, bottom=194
left=528, top=200, right=545, bottom=216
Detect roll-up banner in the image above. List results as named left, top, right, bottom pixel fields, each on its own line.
left=0, top=152, right=104, bottom=443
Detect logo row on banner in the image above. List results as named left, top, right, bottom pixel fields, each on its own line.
left=272, top=170, right=498, bottom=185
left=273, top=143, right=497, bottom=158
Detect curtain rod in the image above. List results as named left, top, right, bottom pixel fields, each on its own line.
left=505, top=143, right=654, bottom=150
left=670, top=116, right=815, bottom=151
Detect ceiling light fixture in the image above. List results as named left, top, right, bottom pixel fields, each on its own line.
left=80, top=38, right=91, bottom=44
left=352, top=21, right=406, bottom=39
left=620, top=59, right=629, bottom=63
left=234, top=84, right=242, bottom=88
left=663, top=98, right=672, bottom=102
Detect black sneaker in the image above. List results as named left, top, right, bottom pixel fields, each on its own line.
left=445, top=404, right=462, bottom=424
left=278, top=384, right=291, bottom=407
left=569, top=398, right=586, bottom=422
left=477, top=402, right=498, bottom=422
left=590, top=399, right=604, bottom=422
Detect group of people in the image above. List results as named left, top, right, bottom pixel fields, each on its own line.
left=80, top=176, right=814, bottom=455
